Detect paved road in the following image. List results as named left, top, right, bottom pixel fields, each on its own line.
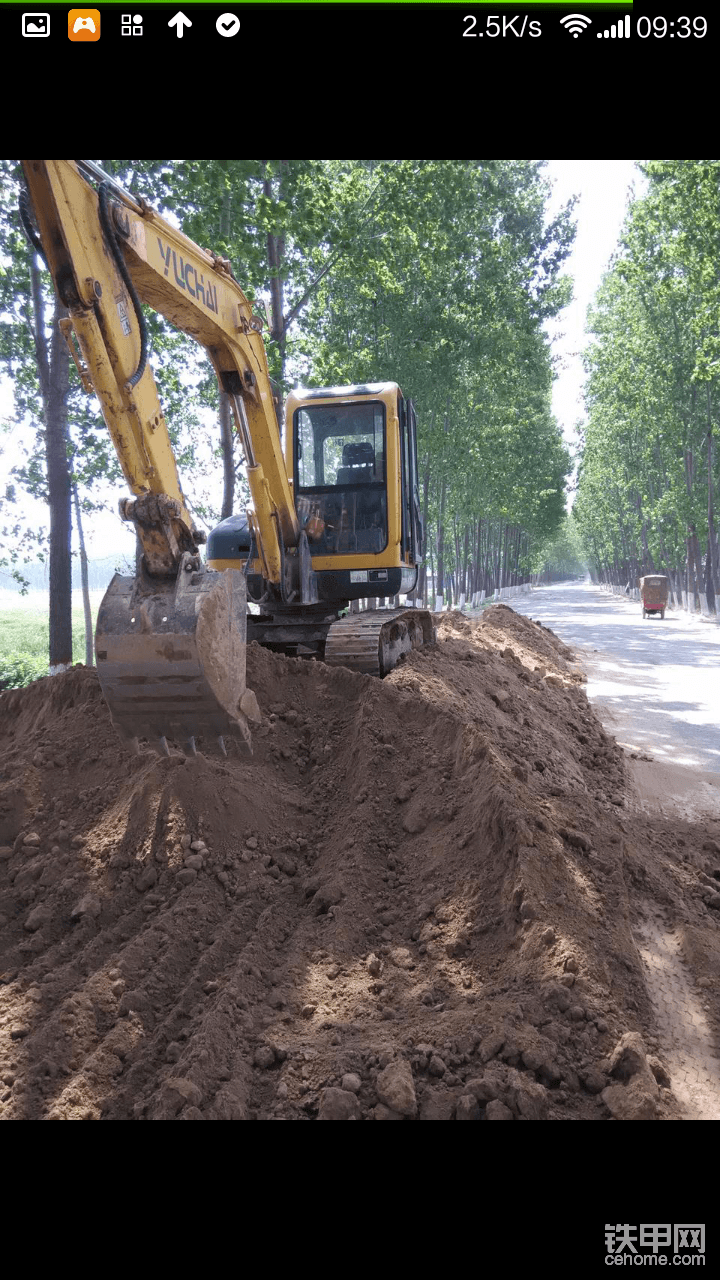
left=508, top=581, right=720, bottom=776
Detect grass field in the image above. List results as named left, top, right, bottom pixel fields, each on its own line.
left=0, top=590, right=105, bottom=687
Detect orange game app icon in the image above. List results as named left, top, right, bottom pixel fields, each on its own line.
left=68, top=9, right=101, bottom=39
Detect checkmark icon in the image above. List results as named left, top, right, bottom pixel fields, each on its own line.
left=216, top=12, right=240, bottom=36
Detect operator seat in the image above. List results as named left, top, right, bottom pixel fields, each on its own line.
left=336, top=441, right=375, bottom=485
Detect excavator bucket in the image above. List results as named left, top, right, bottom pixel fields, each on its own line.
left=95, top=556, right=258, bottom=754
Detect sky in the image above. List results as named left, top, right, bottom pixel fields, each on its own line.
left=0, top=159, right=643, bottom=577
left=544, top=159, right=641, bottom=450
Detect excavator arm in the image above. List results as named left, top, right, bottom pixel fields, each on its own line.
left=21, top=159, right=298, bottom=583
left=20, top=158, right=299, bottom=752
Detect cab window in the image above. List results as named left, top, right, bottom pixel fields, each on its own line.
left=294, top=402, right=387, bottom=555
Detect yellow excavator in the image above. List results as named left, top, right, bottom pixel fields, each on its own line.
left=20, top=160, right=434, bottom=755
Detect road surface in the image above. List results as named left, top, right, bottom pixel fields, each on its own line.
left=509, top=580, right=720, bottom=779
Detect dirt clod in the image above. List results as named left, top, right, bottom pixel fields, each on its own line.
left=318, top=1087, right=362, bottom=1121
left=376, top=1058, right=417, bottom=1116
left=485, top=1099, right=514, bottom=1120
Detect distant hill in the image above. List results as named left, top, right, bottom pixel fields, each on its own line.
left=1, top=555, right=132, bottom=594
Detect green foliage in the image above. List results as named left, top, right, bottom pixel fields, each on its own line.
left=0, top=650, right=48, bottom=688
left=532, top=513, right=587, bottom=578
left=575, top=161, right=720, bottom=592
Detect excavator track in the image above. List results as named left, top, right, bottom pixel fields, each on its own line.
left=323, top=608, right=435, bottom=677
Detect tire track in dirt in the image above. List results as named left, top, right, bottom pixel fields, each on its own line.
left=635, top=910, right=720, bottom=1120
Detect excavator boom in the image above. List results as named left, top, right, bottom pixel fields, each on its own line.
left=21, top=159, right=282, bottom=752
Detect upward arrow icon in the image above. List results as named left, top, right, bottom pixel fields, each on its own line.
left=168, top=11, right=192, bottom=36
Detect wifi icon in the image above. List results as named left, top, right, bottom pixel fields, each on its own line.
left=560, top=14, right=593, bottom=37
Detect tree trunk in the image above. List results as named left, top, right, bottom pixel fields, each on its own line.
left=428, top=541, right=435, bottom=609
left=501, top=523, right=510, bottom=589
left=688, top=525, right=703, bottom=611
left=685, top=535, right=695, bottom=610
left=47, top=335, right=72, bottom=669
left=484, top=524, right=493, bottom=594
left=492, top=523, right=502, bottom=593
left=217, top=186, right=236, bottom=516
left=619, top=521, right=636, bottom=589
left=671, top=563, right=681, bottom=611
left=72, top=481, right=93, bottom=667
left=507, top=524, right=517, bottom=586
left=472, top=518, right=481, bottom=599
left=658, top=534, right=677, bottom=606
left=263, top=161, right=288, bottom=382
left=417, top=445, right=432, bottom=606
left=28, top=249, right=72, bottom=673
left=436, top=474, right=446, bottom=608
left=481, top=520, right=491, bottom=595
left=435, top=399, right=451, bottom=607
left=706, top=403, right=717, bottom=612
left=683, top=448, right=696, bottom=609
left=633, top=492, right=655, bottom=574
left=462, top=524, right=470, bottom=599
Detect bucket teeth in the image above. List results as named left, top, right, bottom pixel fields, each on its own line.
left=140, top=730, right=230, bottom=756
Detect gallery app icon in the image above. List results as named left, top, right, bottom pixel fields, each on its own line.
left=68, top=9, right=101, bottom=40
left=22, top=13, right=50, bottom=35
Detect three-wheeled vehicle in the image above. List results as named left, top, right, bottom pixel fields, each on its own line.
left=638, top=575, right=669, bottom=619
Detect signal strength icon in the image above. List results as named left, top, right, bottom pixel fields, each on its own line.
left=559, top=14, right=593, bottom=37
left=597, top=15, right=631, bottom=37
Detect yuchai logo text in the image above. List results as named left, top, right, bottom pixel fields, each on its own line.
left=156, top=238, right=220, bottom=314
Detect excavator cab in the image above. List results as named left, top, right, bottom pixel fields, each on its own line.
left=208, top=381, right=432, bottom=675
left=287, top=384, right=422, bottom=600
left=210, top=383, right=421, bottom=603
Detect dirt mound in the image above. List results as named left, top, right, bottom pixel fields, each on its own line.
left=1, top=604, right=718, bottom=1120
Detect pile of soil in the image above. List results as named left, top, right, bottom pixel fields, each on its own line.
left=1, top=603, right=718, bottom=1121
